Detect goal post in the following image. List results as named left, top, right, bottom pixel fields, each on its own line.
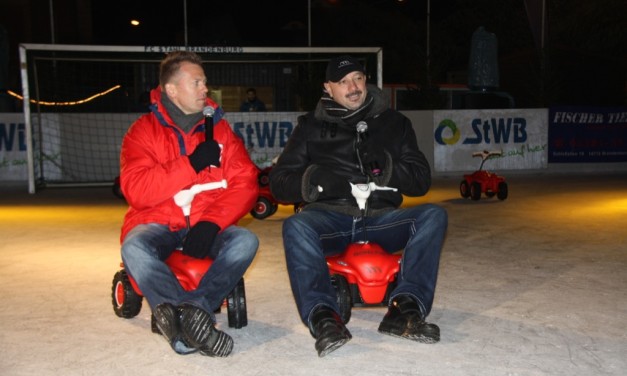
left=19, top=43, right=382, bottom=193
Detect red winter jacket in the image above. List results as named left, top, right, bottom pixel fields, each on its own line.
left=119, top=87, right=258, bottom=243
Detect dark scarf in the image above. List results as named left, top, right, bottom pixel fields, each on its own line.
left=320, top=91, right=375, bottom=126
left=160, top=94, right=203, bottom=133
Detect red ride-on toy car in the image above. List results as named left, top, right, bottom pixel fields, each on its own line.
left=111, top=180, right=248, bottom=330
left=250, top=166, right=279, bottom=219
left=112, top=252, right=247, bottom=330
left=460, top=150, right=508, bottom=201
left=325, top=182, right=401, bottom=324
left=250, top=166, right=301, bottom=220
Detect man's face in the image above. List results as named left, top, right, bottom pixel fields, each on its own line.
left=323, top=71, right=368, bottom=110
left=165, top=61, right=208, bottom=115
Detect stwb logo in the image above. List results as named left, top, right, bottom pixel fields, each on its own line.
left=435, top=117, right=527, bottom=145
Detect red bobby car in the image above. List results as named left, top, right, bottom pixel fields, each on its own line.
left=250, top=166, right=300, bottom=220
left=112, top=252, right=247, bottom=330
left=249, top=167, right=279, bottom=219
left=459, top=150, right=508, bottom=201
left=327, top=242, right=401, bottom=324
left=325, top=182, right=401, bottom=324
left=111, top=180, right=248, bottom=330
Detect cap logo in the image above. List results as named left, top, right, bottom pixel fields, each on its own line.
left=338, top=60, right=352, bottom=68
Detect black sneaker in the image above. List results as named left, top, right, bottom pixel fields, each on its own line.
left=179, top=303, right=234, bottom=357
left=152, top=303, right=197, bottom=355
left=378, top=295, right=440, bottom=344
left=309, top=306, right=352, bottom=357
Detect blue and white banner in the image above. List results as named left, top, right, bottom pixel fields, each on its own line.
left=548, top=106, right=627, bottom=163
left=225, top=112, right=302, bottom=168
left=0, top=113, right=28, bottom=180
left=433, top=109, right=548, bottom=172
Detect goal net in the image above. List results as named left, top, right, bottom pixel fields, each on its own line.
left=19, top=44, right=382, bottom=193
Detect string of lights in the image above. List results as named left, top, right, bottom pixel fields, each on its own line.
left=7, top=85, right=122, bottom=106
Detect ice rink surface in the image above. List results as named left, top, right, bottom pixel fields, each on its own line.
left=1, top=173, right=625, bottom=376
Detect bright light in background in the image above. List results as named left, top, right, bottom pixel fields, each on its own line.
left=7, top=85, right=121, bottom=106
left=130, top=19, right=140, bottom=26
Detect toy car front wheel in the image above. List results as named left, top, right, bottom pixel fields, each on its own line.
left=497, top=182, right=508, bottom=200
left=227, top=278, right=247, bottom=328
left=331, top=274, right=352, bottom=324
left=112, top=270, right=142, bottom=318
left=470, top=182, right=482, bottom=200
left=250, top=197, right=277, bottom=219
left=459, top=180, right=470, bottom=198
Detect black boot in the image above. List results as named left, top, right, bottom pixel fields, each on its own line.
left=152, top=303, right=197, bottom=355
left=378, top=295, right=440, bottom=343
left=309, top=306, right=352, bottom=357
left=178, top=303, right=234, bottom=357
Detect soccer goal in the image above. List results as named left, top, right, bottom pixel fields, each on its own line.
left=19, top=44, right=382, bottom=193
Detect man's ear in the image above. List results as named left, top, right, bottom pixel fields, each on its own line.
left=323, top=82, right=332, bottom=98
left=164, top=83, right=176, bottom=98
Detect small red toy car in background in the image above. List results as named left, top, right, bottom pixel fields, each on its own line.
left=250, top=167, right=280, bottom=219
left=250, top=166, right=301, bottom=220
left=459, top=150, right=508, bottom=201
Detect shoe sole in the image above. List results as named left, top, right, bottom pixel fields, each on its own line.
left=317, top=335, right=351, bottom=357
left=378, top=323, right=440, bottom=344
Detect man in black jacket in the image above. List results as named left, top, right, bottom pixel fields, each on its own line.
left=269, top=55, right=448, bottom=357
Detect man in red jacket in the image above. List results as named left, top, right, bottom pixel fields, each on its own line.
left=119, top=51, right=259, bottom=357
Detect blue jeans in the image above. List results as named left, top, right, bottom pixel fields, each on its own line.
left=282, top=204, right=447, bottom=325
left=121, top=223, right=258, bottom=316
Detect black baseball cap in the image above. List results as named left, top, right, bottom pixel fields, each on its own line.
left=325, top=55, right=366, bottom=83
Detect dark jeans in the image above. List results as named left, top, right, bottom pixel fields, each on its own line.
left=121, top=223, right=258, bottom=315
left=282, top=204, right=447, bottom=325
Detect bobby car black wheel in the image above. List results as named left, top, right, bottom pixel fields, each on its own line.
left=112, top=270, right=142, bottom=318
left=331, top=274, right=352, bottom=324
left=497, top=181, right=508, bottom=200
left=227, top=278, right=247, bottom=328
left=459, top=180, right=470, bottom=198
left=470, top=182, right=482, bottom=201
left=250, top=197, right=277, bottom=219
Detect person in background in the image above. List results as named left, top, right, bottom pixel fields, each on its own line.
left=269, top=55, right=448, bottom=357
left=239, top=87, right=267, bottom=112
left=119, top=50, right=259, bottom=357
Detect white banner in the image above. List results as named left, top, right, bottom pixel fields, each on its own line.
left=0, top=113, right=27, bottom=180
left=225, top=112, right=302, bottom=168
left=433, top=109, right=548, bottom=172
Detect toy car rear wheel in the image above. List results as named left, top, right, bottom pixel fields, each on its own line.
left=470, top=182, right=482, bottom=200
left=112, top=270, right=142, bottom=318
left=250, top=197, right=277, bottom=219
left=459, top=180, right=470, bottom=198
left=227, top=278, right=247, bottom=328
left=497, top=182, right=508, bottom=200
left=331, top=274, right=352, bottom=324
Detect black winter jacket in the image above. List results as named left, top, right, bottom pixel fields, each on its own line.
left=269, top=85, right=431, bottom=217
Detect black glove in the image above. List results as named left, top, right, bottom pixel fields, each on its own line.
left=182, top=221, right=221, bottom=259
left=188, top=140, right=221, bottom=173
left=358, top=139, right=386, bottom=177
left=310, top=169, right=351, bottom=199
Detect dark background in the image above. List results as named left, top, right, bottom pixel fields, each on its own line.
left=1, top=0, right=626, bottom=109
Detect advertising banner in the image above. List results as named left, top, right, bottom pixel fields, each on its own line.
left=225, top=112, right=302, bottom=167
left=433, top=109, right=548, bottom=172
left=0, top=113, right=27, bottom=180
left=548, top=106, right=627, bottom=163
